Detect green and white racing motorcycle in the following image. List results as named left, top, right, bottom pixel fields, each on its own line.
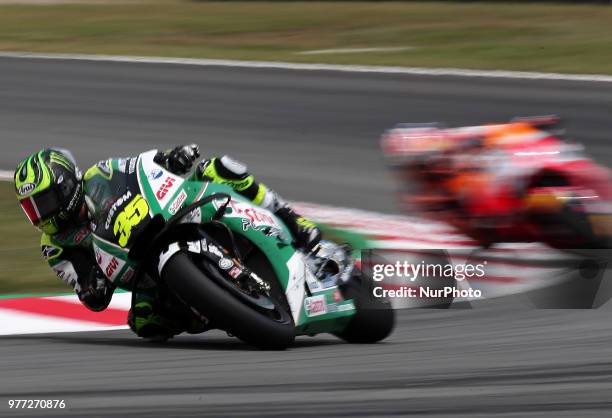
left=90, top=150, right=395, bottom=349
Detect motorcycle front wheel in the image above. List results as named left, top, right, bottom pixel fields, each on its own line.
left=334, top=270, right=395, bottom=343
left=162, top=251, right=295, bottom=350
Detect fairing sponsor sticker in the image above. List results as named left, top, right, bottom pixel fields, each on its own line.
left=148, top=168, right=163, bottom=180
left=140, top=150, right=185, bottom=209
left=93, top=242, right=126, bottom=282
left=304, top=295, right=327, bottom=317
left=168, top=190, right=188, bottom=215
left=213, top=199, right=280, bottom=230
left=156, top=176, right=176, bottom=201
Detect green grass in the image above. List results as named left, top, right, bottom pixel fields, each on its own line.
left=0, top=182, right=67, bottom=295
left=0, top=1, right=611, bottom=73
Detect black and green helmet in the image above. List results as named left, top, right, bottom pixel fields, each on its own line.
left=14, top=149, right=84, bottom=235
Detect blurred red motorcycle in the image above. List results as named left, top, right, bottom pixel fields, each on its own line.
left=381, top=116, right=612, bottom=249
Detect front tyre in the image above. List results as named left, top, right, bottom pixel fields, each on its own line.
left=162, top=252, right=295, bottom=350
left=335, top=271, right=395, bottom=343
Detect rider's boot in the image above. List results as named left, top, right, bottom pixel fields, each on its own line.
left=128, top=291, right=206, bottom=340
left=275, top=206, right=322, bottom=251
left=128, top=301, right=179, bottom=340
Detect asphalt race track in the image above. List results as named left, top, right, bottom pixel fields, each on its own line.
left=1, top=56, right=612, bottom=417
left=2, top=57, right=612, bottom=211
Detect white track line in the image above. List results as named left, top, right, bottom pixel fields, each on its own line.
left=296, top=47, right=416, bottom=55
left=1, top=51, right=612, bottom=83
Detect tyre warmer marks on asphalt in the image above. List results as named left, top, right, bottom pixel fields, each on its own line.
left=0, top=202, right=565, bottom=336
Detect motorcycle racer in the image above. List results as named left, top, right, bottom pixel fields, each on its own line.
left=14, top=145, right=321, bottom=338
left=382, top=117, right=612, bottom=248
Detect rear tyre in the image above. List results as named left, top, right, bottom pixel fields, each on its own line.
left=334, top=271, right=395, bottom=343
left=163, top=252, right=295, bottom=350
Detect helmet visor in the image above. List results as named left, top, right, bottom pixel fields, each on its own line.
left=19, top=187, right=61, bottom=226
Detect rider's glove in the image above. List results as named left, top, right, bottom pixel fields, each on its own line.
left=156, top=144, right=200, bottom=175
left=78, top=268, right=114, bottom=312
left=275, top=206, right=321, bottom=251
